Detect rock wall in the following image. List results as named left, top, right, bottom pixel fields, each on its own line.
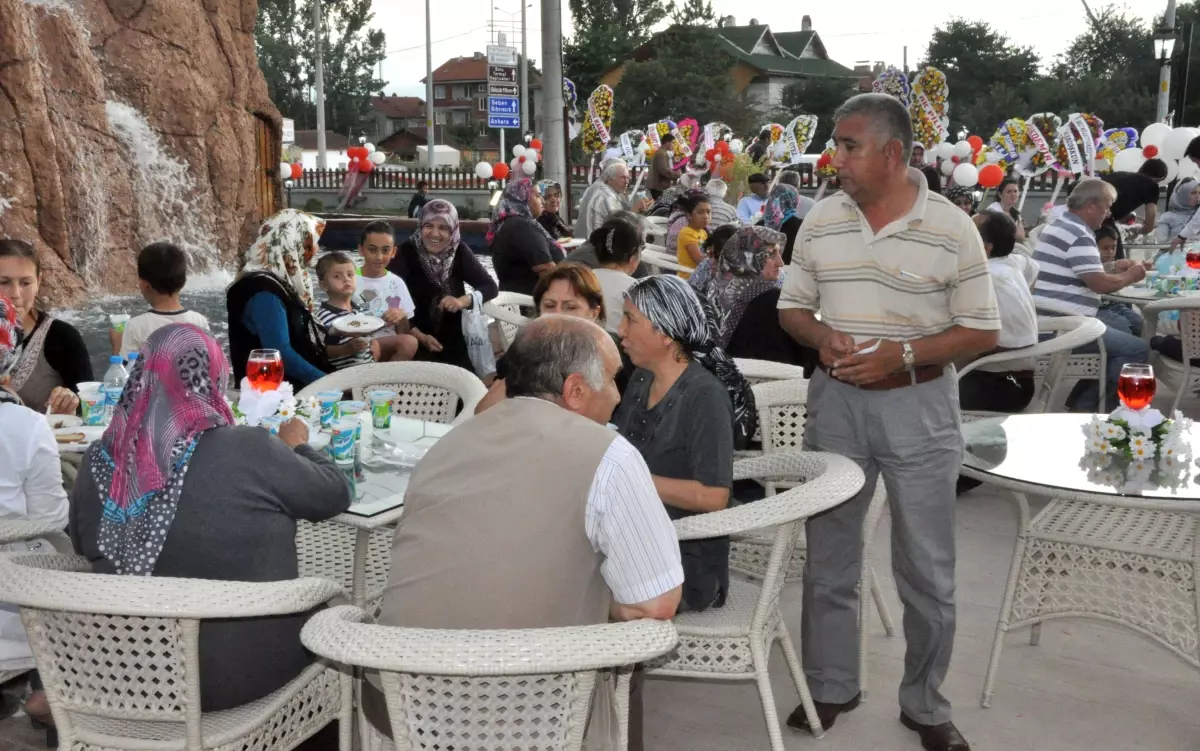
left=0, top=0, right=280, bottom=305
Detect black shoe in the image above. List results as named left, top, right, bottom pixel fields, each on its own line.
left=900, top=713, right=971, bottom=751
left=785, top=693, right=861, bottom=734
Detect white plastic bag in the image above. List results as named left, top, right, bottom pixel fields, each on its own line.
left=462, top=289, right=497, bottom=378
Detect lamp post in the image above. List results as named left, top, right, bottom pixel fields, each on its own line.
left=494, top=5, right=533, bottom=133
left=313, top=0, right=327, bottom=168
left=1156, top=0, right=1179, bottom=125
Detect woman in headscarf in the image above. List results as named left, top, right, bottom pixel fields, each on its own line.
left=613, top=275, right=756, bottom=612
left=535, top=180, right=572, bottom=239
left=0, top=239, right=92, bottom=415
left=1157, top=178, right=1200, bottom=244
left=390, top=199, right=498, bottom=373
left=761, top=183, right=806, bottom=265
left=70, top=323, right=350, bottom=712
left=225, top=209, right=329, bottom=389
left=647, top=184, right=684, bottom=218
left=945, top=185, right=976, bottom=215
left=0, top=295, right=69, bottom=740
left=488, top=178, right=564, bottom=295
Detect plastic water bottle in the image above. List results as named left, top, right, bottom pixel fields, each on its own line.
left=102, top=355, right=129, bottom=422
left=126, top=352, right=139, bottom=368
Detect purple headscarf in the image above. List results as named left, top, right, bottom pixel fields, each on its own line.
left=486, top=178, right=559, bottom=248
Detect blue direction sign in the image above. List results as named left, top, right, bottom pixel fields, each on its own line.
left=488, top=96, right=519, bottom=116
left=488, top=115, right=520, bottom=129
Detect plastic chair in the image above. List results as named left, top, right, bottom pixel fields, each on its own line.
left=301, top=605, right=678, bottom=751
left=297, top=361, right=486, bottom=424
left=647, top=451, right=865, bottom=751
left=734, top=358, right=806, bottom=386
left=482, top=291, right=535, bottom=351
left=0, top=553, right=350, bottom=751
left=1142, top=297, right=1200, bottom=412
left=0, top=520, right=68, bottom=685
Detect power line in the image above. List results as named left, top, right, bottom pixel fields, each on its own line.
left=384, top=24, right=488, bottom=55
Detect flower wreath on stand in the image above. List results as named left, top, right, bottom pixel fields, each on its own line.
left=1080, top=407, right=1194, bottom=492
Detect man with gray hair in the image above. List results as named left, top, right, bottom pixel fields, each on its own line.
left=575, top=159, right=652, bottom=238
left=705, top=178, right=739, bottom=228
left=1032, top=176, right=1148, bottom=411
left=779, top=92, right=1000, bottom=751
left=371, top=315, right=682, bottom=749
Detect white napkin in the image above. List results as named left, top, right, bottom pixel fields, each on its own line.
left=1109, top=406, right=1165, bottom=432
left=237, top=378, right=295, bottom=426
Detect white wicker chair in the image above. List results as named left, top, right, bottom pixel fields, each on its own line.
left=0, top=553, right=351, bottom=751
left=1142, top=297, right=1200, bottom=412
left=482, top=291, right=535, bottom=350
left=301, top=605, right=678, bottom=751
left=958, top=316, right=1106, bottom=417
left=648, top=451, right=865, bottom=751
left=297, top=361, right=486, bottom=424
left=295, top=520, right=395, bottom=614
left=0, top=520, right=68, bottom=684
left=734, top=358, right=806, bottom=386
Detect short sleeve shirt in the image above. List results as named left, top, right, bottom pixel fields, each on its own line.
left=1031, top=212, right=1105, bottom=316
left=314, top=301, right=372, bottom=370
left=1102, top=172, right=1161, bottom=221
left=356, top=271, right=416, bottom=321
left=676, top=226, right=707, bottom=272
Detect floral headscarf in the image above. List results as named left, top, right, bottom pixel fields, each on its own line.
left=706, top=226, right=785, bottom=347
left=762, top=185, right=801, bottom=231
left=413, top=199, right=462, bottom=330
left=88, top=324, right=235, bottom=575
left=0, top=296, right=22, bottom=406
left=486, top=178, right=559, bottom=248
left=625, top=275, right=757, bottom=449
left=945, top=185, right=976, bottom=213
left=241, top=209, right=325, bottom=310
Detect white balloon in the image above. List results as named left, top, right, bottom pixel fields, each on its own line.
left=936, top=141, right=956, bottom=160
left=526, top=149, right=539, bottom=163
left=729, top=138, right=744, bottom=154
left=475, top=161, right=493, bottom=179
left=1161, top=158, right=1179, bottom=186
left=1142, top=122, right=1172, bottom=149
left=521, top=159, right=537, bottom=176
left=513, top=144, right=526, bottom=158
left=365, top=143, right=376, bottom=154
left=952, top=141, right=973, bottom=159
left=278, top=162, right=290, bottom=180
left=369, top=151, right=387, bottom=165
left=1112, top=148, right=1146, bottom=173
left=1180, top=157, right=1200, bottom=181
left=510, top=157, right=520, bottom=174
left=1164, top=127, right=1196, bottom=161
left=985, top=151, right=1002, bottom=163
left=1093, top=158, right=1111, bottom=172
left=952, top=162, right=979, bottom=186
left=940, top=160, right=956, bottom=176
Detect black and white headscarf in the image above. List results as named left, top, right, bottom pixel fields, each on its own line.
left=625, top=275, right=757, bottom=448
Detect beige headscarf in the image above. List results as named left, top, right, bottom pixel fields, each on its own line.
left=240, top=209, right=325, bottom=310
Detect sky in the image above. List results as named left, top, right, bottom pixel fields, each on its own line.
left=373, top=0, right=1166, bottom=99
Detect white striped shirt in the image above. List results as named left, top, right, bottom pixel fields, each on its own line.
left=1031, top=212, right=1104, bottom=316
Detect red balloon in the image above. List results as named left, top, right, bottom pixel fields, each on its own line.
left=530, top=138, right=543, bottom=150
left=967, top=135, right=983, bottom=151
left=519, top=155, right=526, bottom=163
left=358, top=159, right=374, bottom=174
left=951, top=156, right=960, bottom=164
left=717, top=141, right=730, bottom=153
left=493, top=162, right=510, bottom=179
left=1144, top=145, right=1160, bottom=158
left=289, top=163, right=303, bottom=180
left=977, top=163, right=1005, bottom=189
left=705, top=148, right=716, bottom=161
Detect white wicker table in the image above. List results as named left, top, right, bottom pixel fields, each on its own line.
left=960, top=413, right=1200, bottom=708
left=1102, top=288, right=1169, bottom=309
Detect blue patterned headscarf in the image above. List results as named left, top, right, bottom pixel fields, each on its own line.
left=762, top=185, right=801, bottom=231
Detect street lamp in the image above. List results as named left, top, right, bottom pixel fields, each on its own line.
left=1156, top=0, right=1179, bottom=124
left=1156, top=25, right=1178, bottom=62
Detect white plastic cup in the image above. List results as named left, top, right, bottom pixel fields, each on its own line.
left=78, top=383, right=105, bottom=426
left=109, top=314, right=130, bottom=333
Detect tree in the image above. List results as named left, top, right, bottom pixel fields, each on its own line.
left=772, top=76, right=860, bottom=149
left=256, top=0, right=386, bottom=135
left=445, top=124, right=479, bottom=152
left=670, top=0, right=715, bottom=26
left=1057, top=7, right=1155, bottom=83
left=563, top=0, right=671, bottom=96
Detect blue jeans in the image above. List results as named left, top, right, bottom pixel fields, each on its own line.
left=1098, top=303, right=1144, bottom=337
left=1069, top=317, right=1151, bottom=412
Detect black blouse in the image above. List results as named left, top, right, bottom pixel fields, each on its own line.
left=491, top=218, right=565, bottom=295
left=725, top=289, right=816, bottom=376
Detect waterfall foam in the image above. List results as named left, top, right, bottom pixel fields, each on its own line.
left=105, top=99, right=221, bottom=272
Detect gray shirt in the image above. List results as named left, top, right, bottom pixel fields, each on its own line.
left=70, top=426, right=351, bottom=711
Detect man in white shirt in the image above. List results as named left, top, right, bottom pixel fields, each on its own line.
left=705, top=179, right=739, bottom=229
left=575, top=160, right=651, bottom=239
left=736, top=172, right=769, bottom=222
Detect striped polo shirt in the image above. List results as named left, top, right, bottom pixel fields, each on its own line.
left=778, top=167, right=1000, bottom=342
left=1030, top=212, right=1104, bottom=316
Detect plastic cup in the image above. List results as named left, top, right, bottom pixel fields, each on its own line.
left=109, top=314, right=130, bottom=333
left=336, top=400, right=366, bottom=421
left=79, top=385, right=105, bottom=426
left=330, top=418, right=358, bottom=462
left=335, top=459, right=358, bottom=499
left=260, top=415, right=285, bottom=435
left=369, top=390, right=395, bottom=429
left=316, top=391, right=342, bottom=427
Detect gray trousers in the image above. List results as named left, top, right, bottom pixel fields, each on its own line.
left=801, top=368, right=962, bottom=725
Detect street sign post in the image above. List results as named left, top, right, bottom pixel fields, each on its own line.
left=487, top=65, right=517, bottom=84
left=486, top=44, right=517, bottom=66
left=488, top=115, right=520, bottom=129
left=485, top=44, right=520, bottom=131
left=488, top=96, right=519, bottom=116
left=488, top=83, right=518, bottom=97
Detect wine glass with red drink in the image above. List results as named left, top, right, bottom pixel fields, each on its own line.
left=246, top=349, right=284, bottom=392
left=1187, top=248, right=1200, bottom=270
left=1117, top=363, right=1156, bottom=412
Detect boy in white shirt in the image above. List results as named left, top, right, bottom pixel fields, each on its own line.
left=114, top=243, right=210, bottom=358
left=355, top=221, right=440, bottom=353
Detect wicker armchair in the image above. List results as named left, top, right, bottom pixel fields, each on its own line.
left=647, top=451, right=865, bottom=751
left=1142, top=297, right=1200, bottom=412
left=297, top=361, right=486, bottom=424
left=734, top=358, right=806, bottom=386
left=0, top=520, right=68, bottom=684
left=0, top=553, right=351, bottom=751
left=482, top=291, right=535, bottom=351
left=295, top=520, right=395, bottom=614
left=301, top=605, right=678, bottom=751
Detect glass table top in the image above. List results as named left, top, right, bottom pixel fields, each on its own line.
left=962, top=413, right=1200, bottom=502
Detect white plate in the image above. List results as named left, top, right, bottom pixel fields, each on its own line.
left=560, top=238, right=586, bottom=249
left=1177, top=289, right=1200, bottom=297
left=1118, top=287, right=1159, bottom=298
left=332, top=314, right=386, bottom=336
left=47, top=414, right=83, bottom=429
left=54, top=426, right=105, bottom=453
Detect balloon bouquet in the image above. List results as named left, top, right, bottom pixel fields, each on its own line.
left=337, top=138, right=388, bottom=210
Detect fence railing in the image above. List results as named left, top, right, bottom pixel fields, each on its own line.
left=291, top=164, right=1078, bottom=194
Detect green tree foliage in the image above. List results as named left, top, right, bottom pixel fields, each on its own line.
left=564, top=0, right=671, bottom=96
left=256, top=0, right=386, bottom=135
left=772, top=76, right=861, bottom=149
left=670, top=0, right=715, bottom=26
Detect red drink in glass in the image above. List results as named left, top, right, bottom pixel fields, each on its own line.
left=1117, top=373, right=1156, bottom=411
left=1187, top=250, right=1200, bottom=270
left=246, top=349, right=283, bottom=392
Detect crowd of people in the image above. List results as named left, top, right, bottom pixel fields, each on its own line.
left=1, top=88, right=1196, bottom=751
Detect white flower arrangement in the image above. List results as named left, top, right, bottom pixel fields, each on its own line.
left=1080, top=408, right=1194, bottom=492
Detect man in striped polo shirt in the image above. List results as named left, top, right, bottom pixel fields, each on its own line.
left=778, top=93, right=999, bottom=751
left=1031, top=177, right=1148, bottom=411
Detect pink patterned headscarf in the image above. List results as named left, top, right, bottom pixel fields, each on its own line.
left=0, top=296, right=22, bottom=406
left=88, top=324, right=234, bottom=575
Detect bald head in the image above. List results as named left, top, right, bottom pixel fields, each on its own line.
left=505, top=315, right=621, bottom=422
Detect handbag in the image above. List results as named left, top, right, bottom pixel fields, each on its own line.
left=462, top=290, right=497, bottom=378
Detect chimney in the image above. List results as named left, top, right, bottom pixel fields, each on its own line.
left=473, top=52, right=484, bottom=60
left=801, top=15, right=812, bottom=31
left=725, top=15, right=736, bottom=26
left=749, top=17, right=759, bottom=25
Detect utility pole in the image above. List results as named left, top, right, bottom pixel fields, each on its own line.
left=314, top=0, right=327, bottom=168
left=425, top=0, right=435, bottom=166
left=520, top=1, right=529, bottom=133
left=1159, top=0, right=1178, bottom=124
left=540, top=0, right=566, bottom=189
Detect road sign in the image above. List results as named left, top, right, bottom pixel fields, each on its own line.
left=488, top=83, right=518, bottom=97
left=487, top=65, right=517, bottom=84
left=488, top=96, right=519, bottom=116
left=486, top=44, right=517, bottom=66
left=281, top=118, right=295, bottom=144
left=489, top=115, right=520, bottom=129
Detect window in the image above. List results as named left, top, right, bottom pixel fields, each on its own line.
left=452, top=110, right=467, bottom=125
left=455, top=85, right=469, bottom=100
left=477, top=84, right=487, bottom=94
left=479, top=123, right=489, bottom=137
left=434, top=110, right=446, bottom=125
left=435, top=85, right=446, bottom=99
left=477, top=99, right=487, bottom=112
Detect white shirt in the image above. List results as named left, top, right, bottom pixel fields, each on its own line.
left=592, top=268, right=636, bottom=333
left=988, top=255, right=1039, bottom=350
left=736, top=194, right=766, bottom=223
left=120, top=309, right=210, bottom=357
left=355, top=271, right=416, bottom=318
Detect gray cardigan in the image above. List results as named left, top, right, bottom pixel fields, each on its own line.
left=70, top=426, right=351, bottom=712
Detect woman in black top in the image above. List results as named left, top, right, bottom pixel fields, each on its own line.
left=0, top=239, right=92, bottom=414
left=613, top=275, right=757, bottom=612
left=389, top=199, right=498, bottom=372
left=535, top=181, right=572, bottom=239
left=488, top=178, right=564, bottom=295
left=761, top=184, right=804, bottom=265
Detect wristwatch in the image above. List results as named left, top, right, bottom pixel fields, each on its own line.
left=901, top=341, right=915, bottom=371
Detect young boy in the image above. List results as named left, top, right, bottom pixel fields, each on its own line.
left=315, top=252, right=419, bottom=371
left=1095, top=224, right=1146, bottom=337
left=355, top=221, right=437, bottom=353
left=114, top=242, right=210, bottom=357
